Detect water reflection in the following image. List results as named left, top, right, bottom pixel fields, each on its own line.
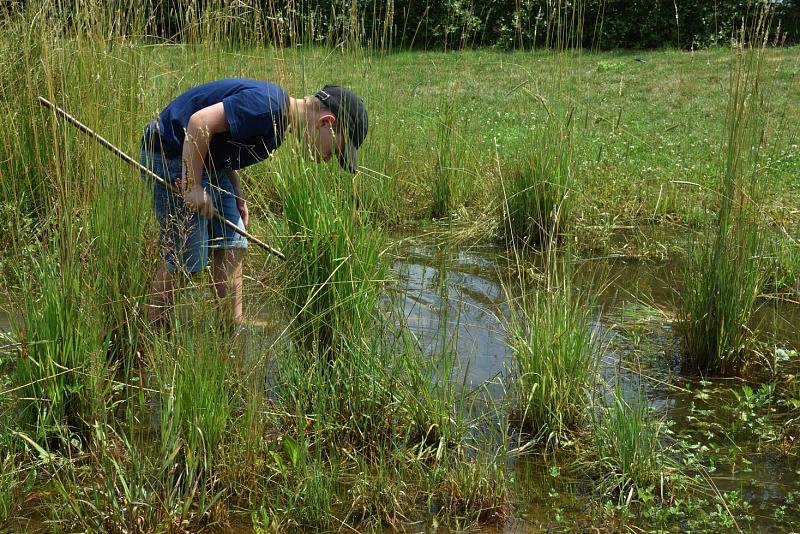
left=391, top=238, right=800, bottom=530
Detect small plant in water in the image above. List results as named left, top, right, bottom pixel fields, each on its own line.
left=590, top=387, right=671, bottom=505
left=502, top=110, right=574, bottom=248
left=506, top=261, right=597, bottom=445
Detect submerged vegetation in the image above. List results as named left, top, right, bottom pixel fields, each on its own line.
left=0, top=0, right=798, bottom=532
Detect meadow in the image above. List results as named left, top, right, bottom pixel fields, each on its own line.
left=1, top=4, right=799, bottom=532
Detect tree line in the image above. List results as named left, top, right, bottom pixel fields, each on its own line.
left=4, top=0, right=798, bottom=49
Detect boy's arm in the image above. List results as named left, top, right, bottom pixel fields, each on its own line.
left=182, top=102, right=228, bottom=219
left=224, top=168, right=249, bottom=226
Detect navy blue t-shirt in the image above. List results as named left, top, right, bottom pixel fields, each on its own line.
left=155, top=79, right=289, bottom=170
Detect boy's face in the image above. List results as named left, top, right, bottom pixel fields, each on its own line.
left=304, top=112, right=344, bottom=164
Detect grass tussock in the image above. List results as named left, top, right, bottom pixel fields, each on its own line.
left=589, top=388, right=673, bottom=505
left=506, top=262, right=598, bottom=446
left=13, top=249, right=111, bottom=447
left=502, top=110, right=575, bottom=248
left=428, top=454, right=509, bottom=527
left=431, top=100, right=461, bottom=219
left=679, top=11, right=773, bottom=375
left=276, top=160, right=385, bottom=358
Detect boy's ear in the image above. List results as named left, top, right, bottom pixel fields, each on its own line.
left=317, top=113, right=336, bottom=127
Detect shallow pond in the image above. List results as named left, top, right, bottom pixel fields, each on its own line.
left=1, top=232, right=798, bottom=531
left=391, top=235, right=800, bottom=531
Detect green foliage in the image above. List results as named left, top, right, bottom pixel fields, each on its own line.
left=87, top=167, right=151, bottom=365
left=13, top=250, right=110, bottom=446
left=276, top=161, right=385, bottom=358
left=763, top=235, right=800, bottom=294
left=2, top=0, right=798, bottom=50
left=254, top=437, right=338, bottom=531
left=428, top=454, right=508, bottom=526
left=0, top=454, right=20, bottom=523
left=502, top=111, right=575, bottom=248
left=590, top=388, right=670, bottom=504
left=431, top=101, right=460, bottom=219
left=681, top=224, right=763, bottom=374
left=680, top=21, right=769, bottom=375
left=151, top=318, right=234, bottom=514
left=53, top=425, right=168, bottom=532
left=506, top=267, right=597, bottom=445
left=0, top=18, right=59, bottom=223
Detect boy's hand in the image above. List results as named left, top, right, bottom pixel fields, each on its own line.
left=184, top=185, right=217, bottom=219
left=237, top=197, right=249, bottom=227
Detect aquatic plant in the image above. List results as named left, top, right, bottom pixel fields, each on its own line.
left=13, top=250, right=110, bottom=446
left=0, top=455, right=20, bottom=523
left=431, top=101, right=460, bottom=219
left=149, top=316, right=234, bottom=517
left=275, top=159, right=386, bottom=358
left=502, top=110, right=574, bottom=248
left=53, top=424, right=167, bottom=531
left=506, top=263, right=598, bottom=445
left=590, top=387, right=670, bottom=504
left=428, top=452, right=509, bottom=527
left=679, top=9, right=772, bottom=375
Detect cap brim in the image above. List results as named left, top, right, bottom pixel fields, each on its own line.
left=337, top=142, right=358, bottom=174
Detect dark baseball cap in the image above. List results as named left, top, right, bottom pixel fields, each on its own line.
left=315, top=85, right=368, bottom=173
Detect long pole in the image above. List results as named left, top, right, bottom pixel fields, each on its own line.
left=36, top=96, right=286, bottom=261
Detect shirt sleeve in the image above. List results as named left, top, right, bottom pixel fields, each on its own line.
left=222, top=89, right=276, bottom=140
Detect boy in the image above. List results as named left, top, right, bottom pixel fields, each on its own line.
left=140, top=80, right=368, bottom=328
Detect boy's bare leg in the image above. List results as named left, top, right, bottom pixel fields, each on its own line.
left=211, top=248, right=245, bottom=328
left=149, top=263, right=177, bottom=330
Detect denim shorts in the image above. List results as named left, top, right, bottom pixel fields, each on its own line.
left=140, top=122, right=248, bottom=274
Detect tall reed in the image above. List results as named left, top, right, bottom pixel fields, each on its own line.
left=77, top=44, right=152, bottom=365
left=275, top=158, right=385, bottom=358
left=0, top=17, right=60, bottom=227
left=431, top=101, right=459, bottom=219
left=150, top=316, right=234, bottom=519
left=13, top=248, right=110, bottom=446
left=679, top=9, right=772, bottom=375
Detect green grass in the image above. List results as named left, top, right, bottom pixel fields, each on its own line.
left=0, top=454, right=20, bottom=523
left=590, top=387, right=671, bottom=504
left=679, top=21, right=771, bottom=375
left=502, top=109, right=575, bottom=247
left=431, top=99, right=460, bottom=219
left=506, top=262, right=599, bottom=446
left=13, top=249, right=111, bottom=446
left=151, top=319, right=234, bottom=502
left=275, top=158, right=386, bottom=357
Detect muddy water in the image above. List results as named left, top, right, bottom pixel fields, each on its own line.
left=392, top=238, right=800, bottom=531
